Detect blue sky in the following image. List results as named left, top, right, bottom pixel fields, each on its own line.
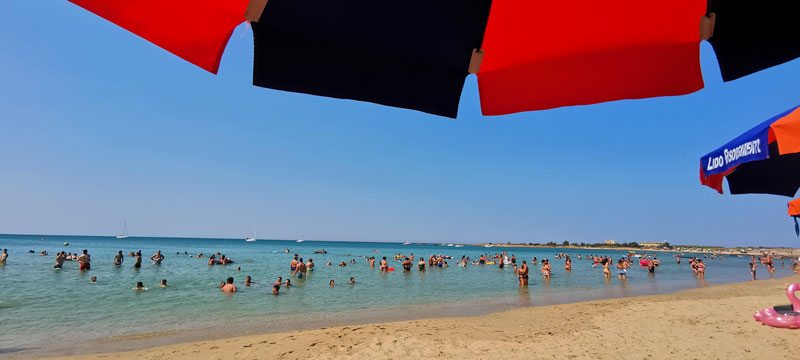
left=1, top=1, right=799, bottom=246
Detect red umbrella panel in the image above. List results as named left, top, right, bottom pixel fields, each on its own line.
left=68, top=0, right=248, bottom=74
left=476, top=0, right=707, bottom=115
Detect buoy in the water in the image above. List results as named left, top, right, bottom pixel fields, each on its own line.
left=63, top=242, right=69, bottom=246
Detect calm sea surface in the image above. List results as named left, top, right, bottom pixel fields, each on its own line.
left=0, top=234, right=793, bottom=357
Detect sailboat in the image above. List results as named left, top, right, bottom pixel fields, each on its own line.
left=245, top=227, right=256, bottom=242
left=402, top=241, right=410, bottom=245
left=296, top=232, right=305, bottom=243
left=116, top=221, right=129, bottom=239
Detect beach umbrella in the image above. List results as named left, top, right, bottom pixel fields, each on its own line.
left=476, top=0, right=706, bottom=115
left=700, top=104, right=800, bottom=197
left=700, top=104, right=800, bottom=196
left=66, top=0, right=800, bottom=118
left=789, top=198, right=800, bottom=236
left=707, top=0, right=800, bottom=82
left=67, top=0, right=249, bottom=74
left=249, top=0, right=492, bottom=118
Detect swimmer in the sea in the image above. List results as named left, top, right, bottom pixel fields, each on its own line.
left=135, top=281, right=147, bottom=291
left=617, top=259, right=626, bottom=280
left=329, top=280, right=335, bottom=287
left=349, top=277, right=355, bottom=284
left=221, top=277, right=236, bottom=293
left=160, top=279, right=168, bottom=287
left=54, top=251, right=66, bottom=269
left=113, top=251, right=124, bottom=266
left=517, top=260, right=529, bottom=286
left=149, top=250, right=164, bottom=265
left=77, top=249, right=91, bottom=271
left=91, top=276, right=97, bottom=283
left=244, top=276, right=254, bottom=286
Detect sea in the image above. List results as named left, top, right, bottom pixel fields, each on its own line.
left=0, top=234, right=794, bottom=358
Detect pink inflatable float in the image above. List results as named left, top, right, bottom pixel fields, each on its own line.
left=753, top=283, right=800, bottom=329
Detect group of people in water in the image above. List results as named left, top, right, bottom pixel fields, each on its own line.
left=749, top=254, right=780, bottom=280
left=6, top=245, right=800, bottom=295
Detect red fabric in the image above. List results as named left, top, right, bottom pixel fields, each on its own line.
left=478, top=0, right=706, bottom=115
left=771, top=106, right=800, bottom=155
left=789, top=198, right=800, bottom=216
left=699, top=165, right=734, bottom=194
left=69, top=0, right=248, bottom=74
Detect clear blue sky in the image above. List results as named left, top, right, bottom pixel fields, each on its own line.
left=2, top=2, right=799, bottom=246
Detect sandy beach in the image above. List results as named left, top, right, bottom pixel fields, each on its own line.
left=33, top=275, right=799, bottom=360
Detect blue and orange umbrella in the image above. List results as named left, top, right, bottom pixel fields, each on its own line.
left=790, top=198, right=800, bottom=236
left=67, top=0, right=800, bottom=117
left=700, top=104, right=800, bottom=235
left=700, top=105, right=800, bottom=196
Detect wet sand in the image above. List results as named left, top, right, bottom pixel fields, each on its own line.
left=29, top=274, right=800, bottom=360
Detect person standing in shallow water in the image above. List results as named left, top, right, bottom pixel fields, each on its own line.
left=0, top=249, right=7, bottom=265
left=134, top=251, right=142, bottom=269
left=295, top=258, right=306, bottom=277
left=113, top=251, right=124, bottom=266
left=517, top=260, right=529, bottom=286
left=379, top=257, right=388, bottom=271
left=402, top=257, right=412, bottom=271
left=221, top=277, right=236, bottom=293
left=150, top=250, right=164, bottom=265
left=54, top=251, right=66, bottom=268
left=77, top=249, right=91, bottom=271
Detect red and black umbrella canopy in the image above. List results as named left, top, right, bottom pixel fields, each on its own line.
left=67, top=0, right=800, bottom=118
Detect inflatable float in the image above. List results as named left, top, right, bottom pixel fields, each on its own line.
left=753, top=283, right=800, bottom=329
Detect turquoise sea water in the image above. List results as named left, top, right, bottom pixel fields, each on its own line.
left=0, top=234, right=794, bottom=357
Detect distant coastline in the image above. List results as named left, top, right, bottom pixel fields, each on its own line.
left=469, top=243, right=800, bottom=257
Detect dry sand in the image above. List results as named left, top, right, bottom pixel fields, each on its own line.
left=38, top=275, right=800, bottom=360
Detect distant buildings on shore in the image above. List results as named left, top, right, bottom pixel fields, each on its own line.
left=639, top=241, right=668, bottom=248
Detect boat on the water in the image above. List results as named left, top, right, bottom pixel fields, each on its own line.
left=402, top=241, right=410, bottom=245
left=245, top=226, right=256, bottom=242
left=116, top=221, right=129, bottom=239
